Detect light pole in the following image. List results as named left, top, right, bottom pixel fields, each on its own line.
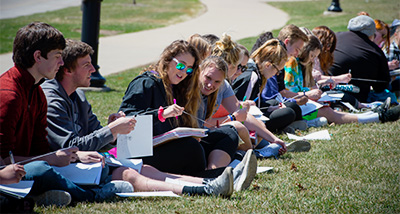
left=81, top=0, right=106, bottom=87
left=327, top=0, right=342, bottom=12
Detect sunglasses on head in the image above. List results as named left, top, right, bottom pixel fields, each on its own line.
left=237, top=64, right=247, bottom=72
left=173, top=58, right=193, bottom=75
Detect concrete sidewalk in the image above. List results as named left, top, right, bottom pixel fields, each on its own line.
left=0, top=0, right=289, bottom=76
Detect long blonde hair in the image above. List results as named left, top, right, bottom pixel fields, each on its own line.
left=251, top=39, right=288, bottom=93
left=145, top=40, right=201, bottom=128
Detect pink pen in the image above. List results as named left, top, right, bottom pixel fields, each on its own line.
left=173, top=98, right=178, bottom=119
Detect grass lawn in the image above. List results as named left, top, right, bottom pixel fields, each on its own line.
left=23, top=0, right=400, bottom=213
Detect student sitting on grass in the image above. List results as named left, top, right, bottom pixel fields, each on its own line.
left=0, top=22, right=134, bottom=207
left=119, top=39, right=256, bottom=193
left=284, top=31, right=400, bottom=125
left=208, top=34, right=294, bottom=155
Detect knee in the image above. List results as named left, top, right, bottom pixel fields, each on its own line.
left=117, top=167, right=140, bottom=183
left=23, top=161, right=53, bottom=179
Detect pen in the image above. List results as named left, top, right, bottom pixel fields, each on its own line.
left=253, top=97, right=259, bottom=102
left=9, top=151, right=15, bottom=164
left=303, top=90, right=307, bottom=106
left=243, top=96, right=247, bottom=101
left=173, top=98, right=178, bottom=119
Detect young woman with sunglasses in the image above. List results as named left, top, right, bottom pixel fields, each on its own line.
left=119, top=40, right=212, bottom=176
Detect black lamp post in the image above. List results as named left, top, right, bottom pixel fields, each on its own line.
left=81, top=0, right=106, bottom=87
left=327, top=0, right=342, bottom=12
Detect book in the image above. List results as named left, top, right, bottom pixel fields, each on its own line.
left=300, top=100, right=324, bottom=116
left=153, top=127, right=209, bottom=147
left=51, top=162, right=103, bottom=185
left=0, top=181, right=34, bottom=199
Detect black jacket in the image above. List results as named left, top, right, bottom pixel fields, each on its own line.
left=329, top=31, right=390, bottom=102
left=119, top=71, right=175, bottom=136
left=232, top=59, right=262, bottom=101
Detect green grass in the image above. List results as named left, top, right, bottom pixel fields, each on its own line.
left=30, top=0, right=400, bottom=213
left=0, top=0, right=204, bottom=54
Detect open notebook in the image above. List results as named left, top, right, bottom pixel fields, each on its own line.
left=153, top=127, right=208, bottom=147
left=0, top=181, right=34, bottom=199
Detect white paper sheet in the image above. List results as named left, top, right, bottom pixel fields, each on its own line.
left=105, top=157, right=143, bottom=173
left=341, top=102, right=359, bottom=112
left=116, top=191, right=180, bottom=197
left=287, top=130, right=331, bottom=140
left=117, top=115, right=153, bottom=159
left=318, top=92, right=343, bottom=102
left=0, top=181, right=34, bottom=199
left=257, top=166, right=274, bottom=174
left=249, top=106, right=269, bottom=121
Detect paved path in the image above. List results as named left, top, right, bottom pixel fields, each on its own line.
left=0, top=0, right=81, bottom=19
left=0, top=0, right=289, bottom=76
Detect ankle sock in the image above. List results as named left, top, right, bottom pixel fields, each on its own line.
left=182, top=186, right=207, bottom=196
left=354, top=112, right=380, bottom=123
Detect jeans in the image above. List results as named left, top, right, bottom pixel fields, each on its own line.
left=23, top=161, right=96, bottom=202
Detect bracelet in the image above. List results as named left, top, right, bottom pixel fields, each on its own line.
left=158, top=106, right=166, bottom=122
left=228, top=114, right=233, bottom=121
left=231, top=114, right=237, bottom=121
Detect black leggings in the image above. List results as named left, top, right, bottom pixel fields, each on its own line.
left=200, top=125, right=239, bottom=160
left=142, top=126, right=238, bottom=178
left=142, top=137, right=207, bottom=176
left=262, top=100, right=303, bottom=132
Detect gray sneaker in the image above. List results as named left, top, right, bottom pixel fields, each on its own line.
left=93, top=180, right=134, bottom=202
left=205, top=167, right=233, bottom=197
left=287, top=120, right=308, bottom=131
left=233, top=149, right=257, bottom=191
left=32, top=190, right=71, bottom=206
left=286, top=140, right=311, bottom=152
left=305, top=117, right=328, bottom=127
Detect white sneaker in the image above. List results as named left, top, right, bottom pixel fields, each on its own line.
left=205, top=167, right=233, bottom=197
left=305, top=117, right=328, bottom=127
left=232, top=149, right=257, bottom=191
left=93, top=180, right=134, bottom=202
left=32, top=190, right=71, bottom=206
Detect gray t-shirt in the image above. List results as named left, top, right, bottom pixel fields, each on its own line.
left=197, top=80, right=235, bottom=127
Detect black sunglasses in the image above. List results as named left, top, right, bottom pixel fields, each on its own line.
left=237, top=64, right=247, bottom=72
